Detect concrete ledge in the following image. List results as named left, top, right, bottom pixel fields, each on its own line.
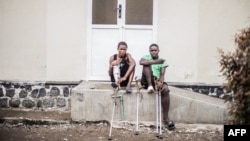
left=169, top=86, right=229, bottom=124
left=71, top=82, right=229, bottom=124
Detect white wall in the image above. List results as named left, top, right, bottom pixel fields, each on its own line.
left=0, top=0, right=47, bottom=81
left=0, top=0, right=87, bottom=81
left=46, top=0, right=87, bottom=81
left=198, top=0, right=250, bottom=83
left=158, top=0, right=250, bottom=84
left=158, top=0, right=199, bottom=83
left=0, top=0, right=249, bottom=83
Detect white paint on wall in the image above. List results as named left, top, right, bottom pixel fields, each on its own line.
left=0, top=0, right=87, bottom=81
left=0, top=0, right=47, bottom=81
left=158, top=0, right=199, bottom=83
left=46, top=0, right=87, bottom=81
left=197, top=0, right=250, bottom=83
left=0, top=0, right=249, bottom=84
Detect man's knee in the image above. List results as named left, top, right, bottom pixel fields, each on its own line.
left=142, top=65, right=152, bottom=72
left=162, top=84, right=170, bottom=94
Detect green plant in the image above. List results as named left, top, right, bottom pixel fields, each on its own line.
left=218, top=27, right=250, bottom=125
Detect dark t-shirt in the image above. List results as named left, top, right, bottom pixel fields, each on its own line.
left=110, top=54, right=129, bottom=86
left=113, top=54, right=129, bottom=78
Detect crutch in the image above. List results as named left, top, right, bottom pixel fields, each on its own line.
left=155, top=88, right=159, bottom=137
left=108, top=64, right=121, bottom=140
left=108, top=85, right=120, bottom=140
left=155, top=79, right=163, bottom=139
left=135, top=76, right=142, bottom=135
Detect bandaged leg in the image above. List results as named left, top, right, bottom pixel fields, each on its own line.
left=113, top=65, right=120, bottom=85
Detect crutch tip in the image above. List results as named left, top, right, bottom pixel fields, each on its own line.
left=158, top=135, right=163, bottom=139
left=108, top=136, right=112, bottom=140
left=135, top=131, right=139, bottom=135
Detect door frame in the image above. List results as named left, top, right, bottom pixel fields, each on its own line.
left=86, top=0, right=158, bottom=81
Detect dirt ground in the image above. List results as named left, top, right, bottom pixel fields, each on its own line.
left=0, top=122, right=223, bottom=141
left=0, top=109, right=224, bottom=141
left=0, top=122, right=224, bottom=141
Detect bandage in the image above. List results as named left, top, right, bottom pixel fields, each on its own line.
left=113, top=64, right=120, bottom=84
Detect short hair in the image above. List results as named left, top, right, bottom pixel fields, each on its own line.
left=149, top=43, right=159, bottom=49
left=117, top=41, right=128, bottom=49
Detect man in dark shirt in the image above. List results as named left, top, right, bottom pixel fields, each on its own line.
left=108, top=41, right=136, bottom=93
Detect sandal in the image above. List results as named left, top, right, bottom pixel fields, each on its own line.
left=166, top=120, right=175, bottom=130
left=111, top=82, right=118, bottom=88
left=126, top=88, right=132, bottom=94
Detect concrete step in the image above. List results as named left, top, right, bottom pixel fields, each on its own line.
left=71, top=81, right=229, bottom=124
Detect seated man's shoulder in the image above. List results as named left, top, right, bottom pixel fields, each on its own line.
left=143, top=54, right=151, bottom=59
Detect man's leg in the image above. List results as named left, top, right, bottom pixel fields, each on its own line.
left=111, top=65, right=121, bottom=88
left=161, top=83, right=175, bottom=130
left=161, top=83, right=170, bottom=122
left=119, top=66, right=135, bottom=93
left=140, top=74, right=148, bottom=89
left=110, top=75, right=118, bottom=88
left=142, top=65, right=154, bottom=93
left=126, top=67, right=135, bottom=89
left=142, top=65, right=152, bottom=85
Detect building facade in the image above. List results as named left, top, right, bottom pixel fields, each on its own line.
left=0, top=0, right=250, bottom=84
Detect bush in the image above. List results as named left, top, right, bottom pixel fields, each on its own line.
left=218, top=27, right=250, bottom=125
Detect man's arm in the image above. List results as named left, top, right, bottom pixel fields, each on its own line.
left=108, top=55, right=114, bottom=76
left=122, top=53, right=136, bottom=80
left=155, top=67, right=167, bottom=90
left=139, top=57, right=165, bottom=66
left=160, top=67, right=166, bottom=82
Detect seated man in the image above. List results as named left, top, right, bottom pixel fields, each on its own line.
left=139, top=43, right=175, bottom=130
left=108, top=41, right=136, bottom=93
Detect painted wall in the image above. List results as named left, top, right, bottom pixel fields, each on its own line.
left=197, top=0, right=250, bottom=83
left=46, top=0, right=87, bottom=81
left=0, top=0, right=87, bottom=81
left=0, top=0, right=249, bottom=83
left=158, top=0, right=199, bottom=83
left=158, top=0, right=250, bottom=83
left=0, top=0, right=47, bottom=81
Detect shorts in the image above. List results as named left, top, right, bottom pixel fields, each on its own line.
left=140, top=73, right=168, bottom=89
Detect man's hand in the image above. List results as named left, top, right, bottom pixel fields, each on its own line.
left=156, top=59, right=165, bottom=64
left=155, top=80, right=163, bottom=91
left=118, top=77, right=126, bottom=84
left=111, top=60, right=120, bottom=66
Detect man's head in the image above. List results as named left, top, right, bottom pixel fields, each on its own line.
left=117, top=41, right=128, bottom=57
left=149, top=43, right=159, bottom=59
